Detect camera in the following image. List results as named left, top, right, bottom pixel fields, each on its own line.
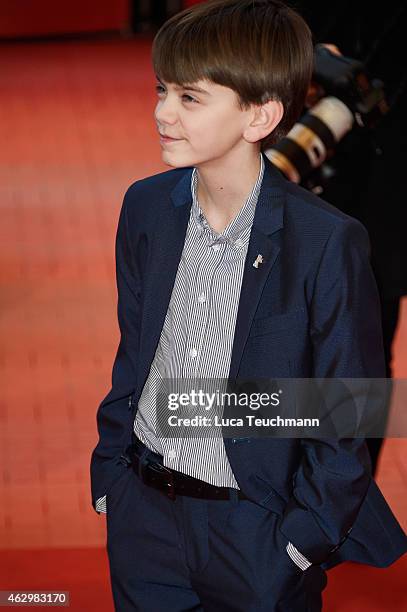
left=265, top=44, right=388, bottom=189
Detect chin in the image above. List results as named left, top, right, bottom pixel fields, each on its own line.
left=161, top=152, right=195, bottom=169
left=162, top=158, right=185, bottom=168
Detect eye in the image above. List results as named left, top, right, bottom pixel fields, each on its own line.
left=155, top=84, right=198, bottom=104
left=182, top=94, right=198, bottom=103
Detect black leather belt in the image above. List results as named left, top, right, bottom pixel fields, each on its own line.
left=121, top=437, right=249, bottom=502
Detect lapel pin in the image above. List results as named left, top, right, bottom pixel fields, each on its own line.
left=253, top=254, right=264, bottom=268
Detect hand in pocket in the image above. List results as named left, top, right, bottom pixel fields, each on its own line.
left=267, top=518, right=309, bottom=602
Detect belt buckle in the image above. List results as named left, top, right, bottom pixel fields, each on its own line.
left=144, top=460, right=176, bottom=501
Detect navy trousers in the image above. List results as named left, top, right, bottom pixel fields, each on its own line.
left=106, top=447, right=328, bottom=611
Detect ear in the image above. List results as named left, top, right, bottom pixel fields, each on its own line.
left=243, top=99, right=284, bottom=144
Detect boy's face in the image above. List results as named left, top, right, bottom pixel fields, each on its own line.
left=154, top=77, right=260, bottom=168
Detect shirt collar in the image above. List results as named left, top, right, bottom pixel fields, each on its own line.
left=190, top=152, right=265, bottom=248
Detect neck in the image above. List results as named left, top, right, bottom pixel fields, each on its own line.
left=195, top=148, right=262, bottom=222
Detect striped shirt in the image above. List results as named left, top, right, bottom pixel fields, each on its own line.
left=131, top=153, right=265, bottom=486
left=95, top=151, right=312, bottom=571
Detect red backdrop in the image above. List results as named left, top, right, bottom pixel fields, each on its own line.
left=0, top=0, right=129, bottom=38
left=183, top=0, right=205, bottom=6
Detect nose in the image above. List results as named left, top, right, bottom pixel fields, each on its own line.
left=154, top=96, right=178, bottom=126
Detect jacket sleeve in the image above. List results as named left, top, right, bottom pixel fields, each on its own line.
left=90, top=185, right=142, bottom=511
left=278, top=217, right=386, bottom=564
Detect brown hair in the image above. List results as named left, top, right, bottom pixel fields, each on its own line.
left=152, top=0, right=313, bottom=149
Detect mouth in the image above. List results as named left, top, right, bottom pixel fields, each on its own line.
left=159, top=133, right=184, bottom=143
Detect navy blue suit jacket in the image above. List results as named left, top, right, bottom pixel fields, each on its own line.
left=90, top=152, right=406, bottom=570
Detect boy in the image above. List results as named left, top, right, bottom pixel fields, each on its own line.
left=90, top=1, right=407, bottom=610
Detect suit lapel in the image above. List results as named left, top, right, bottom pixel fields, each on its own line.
left=227, top=225, right=282, bottom=381
left=136, top=154, right=286, bottom=397
left=136, top=170, right=193, bottom=398
left=228, top=155, right=285, bottom=379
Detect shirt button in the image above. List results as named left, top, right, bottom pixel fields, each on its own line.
left=168, top=449, right=176, bottom=459
left=234, top=238, right=244, bottom=247
left=197, top=293, right=206, bottom=303
left=212, top=244, right=221, bottom=251
left=189, top=348, right=198, bottom=358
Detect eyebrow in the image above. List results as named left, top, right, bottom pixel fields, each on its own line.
left=155, top=76, right=211, bottom=96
